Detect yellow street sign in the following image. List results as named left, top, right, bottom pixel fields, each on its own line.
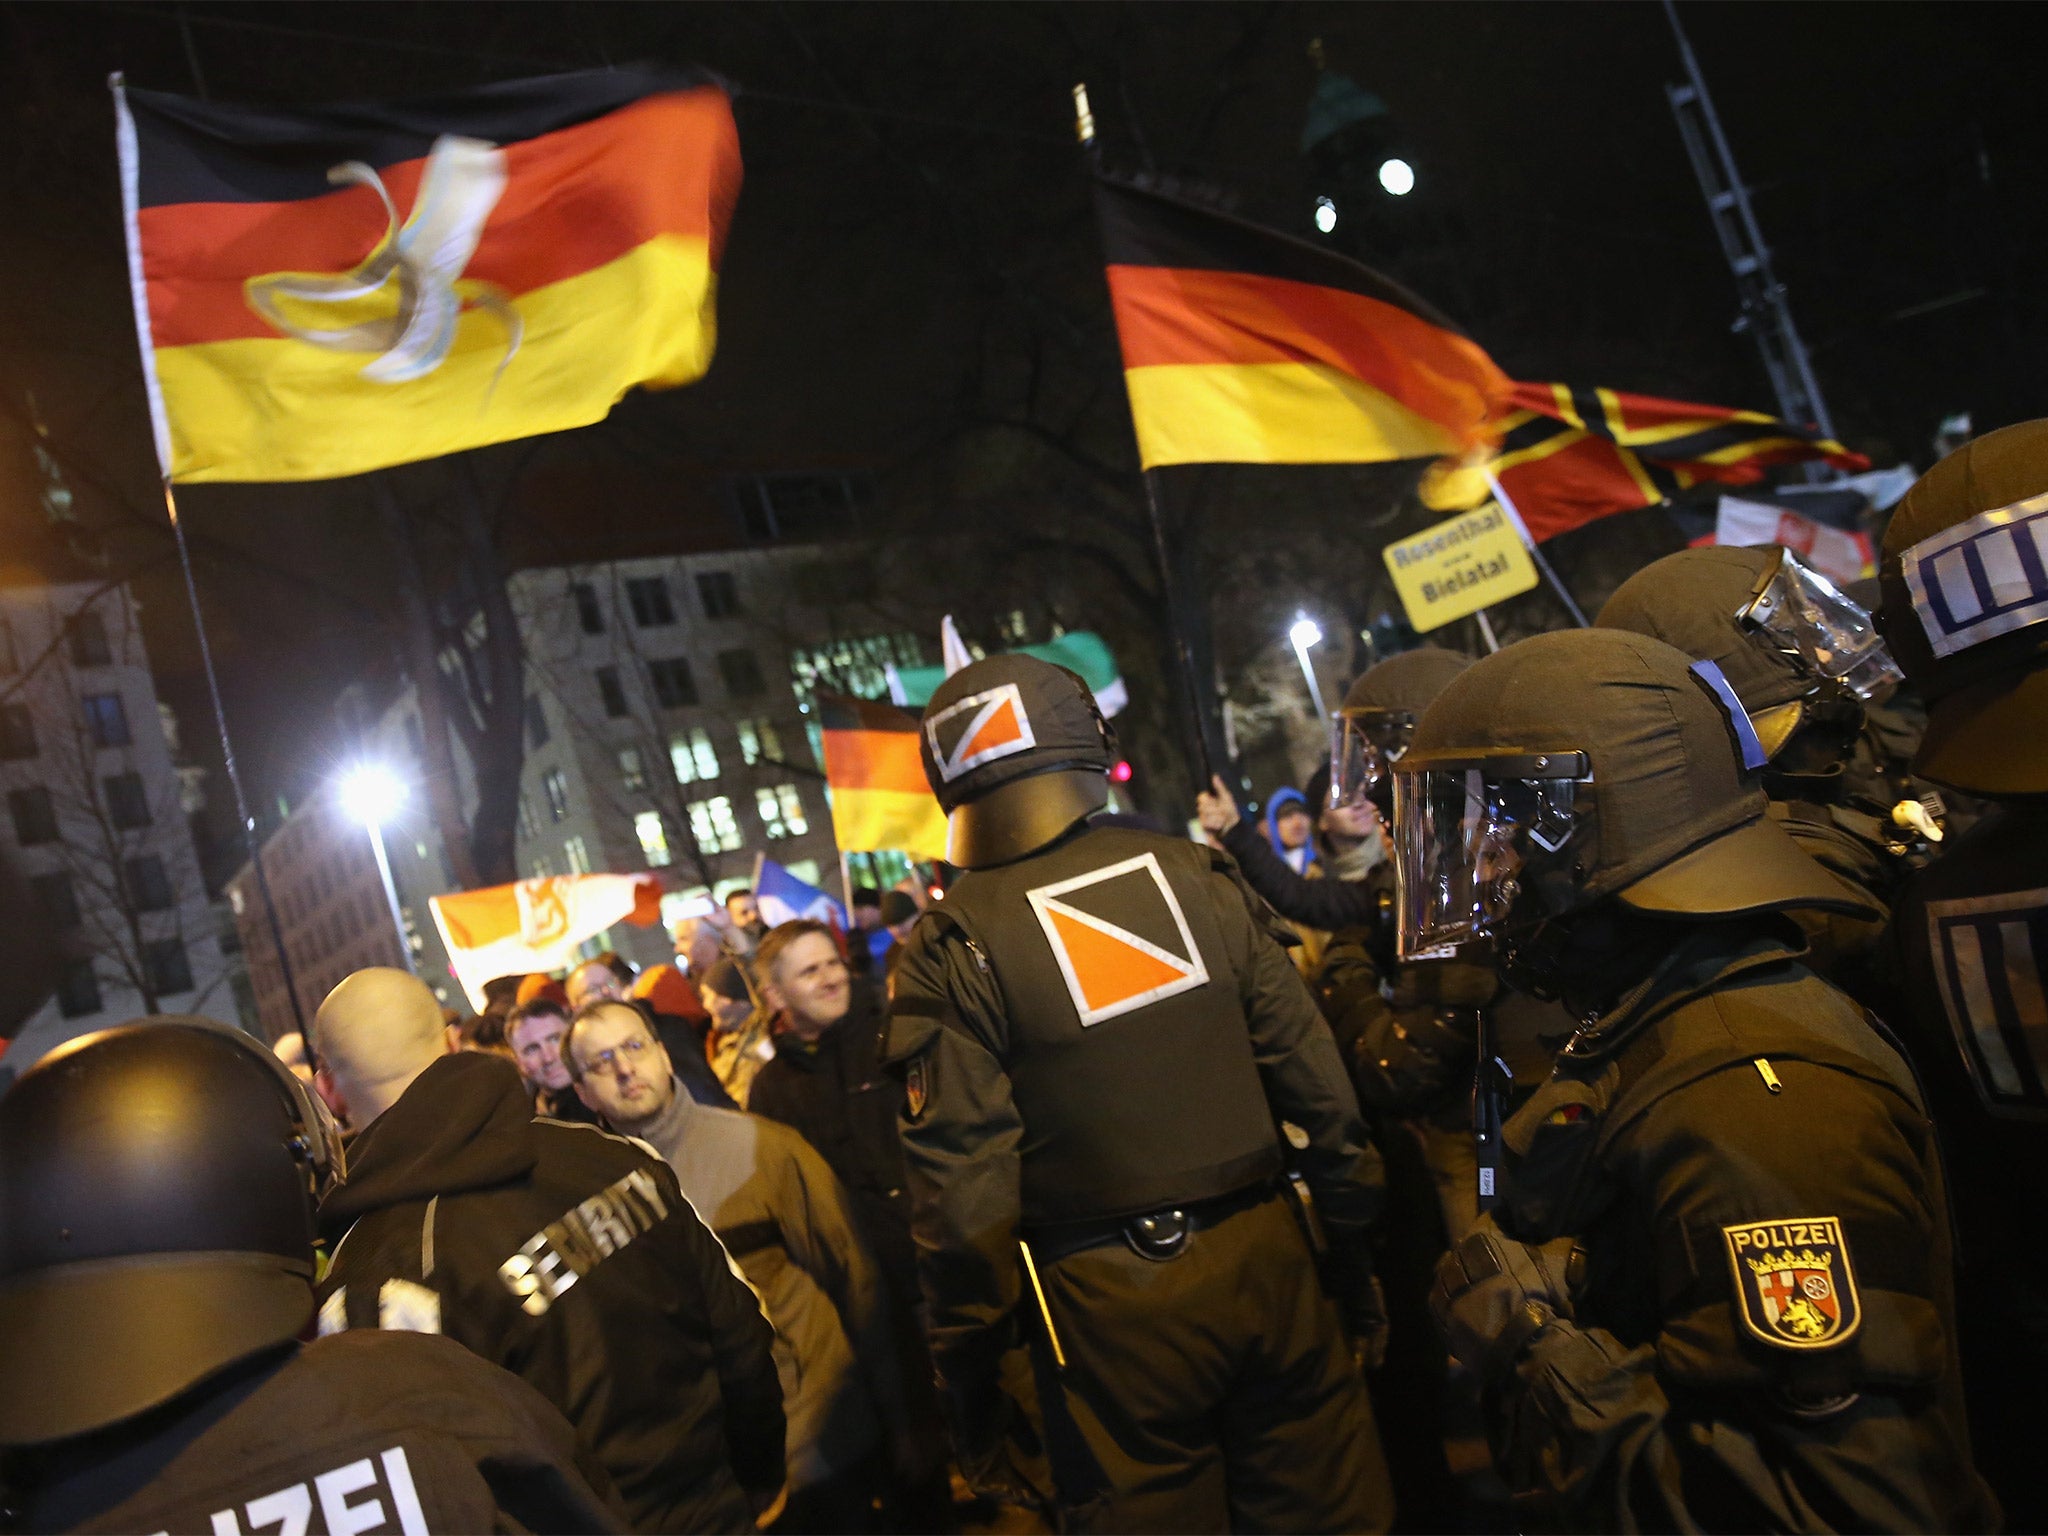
left=1381, top=502, right=1538, bottom=633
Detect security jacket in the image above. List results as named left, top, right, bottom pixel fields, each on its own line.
left=15, top=1332, right=624, bottom=1535
left=1487, top=922, right=1993, bottom=1533
left=316, top=1053, right=784, bottom=1535
left=882, top=822, right=1382, bottom=1451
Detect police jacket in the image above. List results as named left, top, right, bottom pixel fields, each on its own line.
left=1888, top=801, right=2048, bottom=1526
left=316, top=1053, right=784, bottom=1535
left=1487, top=921, right=1993, bottom=1533
left=1766, top=797, right=1899, bottom=1003
left=883, top=823, right=1382, bottom=1433
left=15, top=1332, right=623, bottom=1534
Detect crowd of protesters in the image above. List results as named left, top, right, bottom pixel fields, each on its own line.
left=7, top=425, right=2048, bottom=1533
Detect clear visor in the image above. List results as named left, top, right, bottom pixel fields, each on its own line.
left=1393, top=753, right=1590, bottom=961
left=1330, top=709, right=1415, bottom=808
left=1738, top=548, right=1903, bottom=703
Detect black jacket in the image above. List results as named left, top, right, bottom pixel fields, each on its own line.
left=17, top=1332, right=624, bottom=1534
left=317, top=1053, right=784, bottom=1534
left=746, top=990, right=915, bottom=1295
left=1220, top=818, right=1384, bottom=933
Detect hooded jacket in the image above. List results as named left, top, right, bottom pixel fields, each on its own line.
left=1262, top=787, right=1319, bottom=874
left=316, top=1053, right=783, bottom=1535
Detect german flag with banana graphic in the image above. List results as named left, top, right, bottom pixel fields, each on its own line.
left=114, top=65, right=739, bottom=483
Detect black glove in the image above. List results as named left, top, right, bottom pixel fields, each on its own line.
left=1344, top=1273, right=1392, bottom=1371
left=1429, top=1215, right=1579, bottom=1385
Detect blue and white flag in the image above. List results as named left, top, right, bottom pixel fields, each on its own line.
left=753, top=854, right=848, bottom=931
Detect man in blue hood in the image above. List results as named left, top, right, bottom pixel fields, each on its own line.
left=1263, top=786, right=1319, bottom=874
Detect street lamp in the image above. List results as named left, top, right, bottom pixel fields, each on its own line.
left=1288, top=613, right=1334, bottom=749
left=1377, top=157, right=1415, bottom=196
left=339, top=762, right=415, bottom=975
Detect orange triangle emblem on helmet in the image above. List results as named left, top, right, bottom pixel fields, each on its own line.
left=1027, top=852, right=1210, bottom=1025
left=926, top=682, right=1039, bottom=782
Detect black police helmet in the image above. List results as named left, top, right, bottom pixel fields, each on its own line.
left=0, top=1019, right=342, bottom=1446
left=919, top=654, right=1113, bottom=868
left=1879, top=417, right=2048, bottom=795
left=1405, top=628, right=1878, bottom=923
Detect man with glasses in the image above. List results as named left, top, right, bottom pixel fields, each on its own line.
left=566, top=999, right=927, bottom=1532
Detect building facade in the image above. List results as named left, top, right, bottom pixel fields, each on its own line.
left=1, top=579, right=231, bottom=1072
left=225, top=780, right=414, bottom=1044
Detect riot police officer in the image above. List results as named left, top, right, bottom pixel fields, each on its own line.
left=1597, top=543, right=1932, bottom=997
left=0, top=1020, right=623, bottom=1534
left=1405, top=629, right=1992, bottom=1532
left=883, top=655, right=1393, bottom=1533
left=1877, top=416, right=2048, bottom=1528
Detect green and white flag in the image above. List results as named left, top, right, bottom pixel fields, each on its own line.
left=889, top=629, right=1127, bottom=716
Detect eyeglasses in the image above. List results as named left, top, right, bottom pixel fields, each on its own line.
left=580, top=1035, right=654, bottom=1075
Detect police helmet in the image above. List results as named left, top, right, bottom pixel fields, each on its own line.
left=0, top=1019, right=344, bottom=1446
left=1878, top=417, right=2048, bottom=795
left=1598, top=545, right=1901, bottom=770
left=919, top=654, right=1114, bottom=868
left=1330, top=646, right=1473, bottom=811
left=1392, top=628, right=1877, bottom=961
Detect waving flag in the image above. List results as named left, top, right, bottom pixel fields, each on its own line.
left=113, top=65, right=740, bottom=483
left=430, top=872, right=662, bottom=1012
left=1424, top=382, right=1870, bottom=542
left=1095, top=176, right=1510, bottom=470
left=817, top=693, right=950, bottom=861
left=753, top=855, right=849, bottom=931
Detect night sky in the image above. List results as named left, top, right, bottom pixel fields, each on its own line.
left=2, top=3, right=2041, bottom=870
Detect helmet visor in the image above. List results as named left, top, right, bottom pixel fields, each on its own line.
left=1738, top=547, right=1903, bottom=702
left=1393, top=752, right=1591, bottom=961
left=1330, top=709, right=1415, bottom=808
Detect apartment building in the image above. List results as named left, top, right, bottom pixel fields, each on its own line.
left=1, top=578, right=230, bottom=1072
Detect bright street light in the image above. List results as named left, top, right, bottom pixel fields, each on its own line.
left=1288, top=614, right=1333, bottom=739
left=1378, top=157, right=1415, bottom=197
left=338, top=762, right=406, bottom=828
left=1314, top=196, right=1337, bottom=234
left=337, top=762, right=415, bottom=974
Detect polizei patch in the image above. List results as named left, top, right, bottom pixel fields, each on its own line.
left=1722, top=1216, right=1861, bottom=1350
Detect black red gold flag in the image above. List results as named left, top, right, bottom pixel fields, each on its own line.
left=1094, top=177, right=1511, bottom=470
left=816, top=693, right=949, bottom=862
left=113, top=65, right=740, bottom=483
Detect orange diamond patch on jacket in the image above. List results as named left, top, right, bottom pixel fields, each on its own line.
left=1026, top=852, right=1210, bottom=1026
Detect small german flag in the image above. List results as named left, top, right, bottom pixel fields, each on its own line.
left=1424, top=382, right=1869, bottom=542
left=817, top=693, right=950, bottom=863
left=113, top=66, right=740, bottom=484
left=1095, top=177, right=1510, bottom=470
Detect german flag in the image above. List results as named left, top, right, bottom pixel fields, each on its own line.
left=1424, top=382, right=1869, bottom=543
left=113, top=66, right=740, bottom=484
left=817, top=693, right=949, bottom=862
left=1095, top=177, right=1510, bottom=470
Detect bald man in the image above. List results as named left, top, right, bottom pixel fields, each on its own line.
left=314, top=969, right=787, bottom=1533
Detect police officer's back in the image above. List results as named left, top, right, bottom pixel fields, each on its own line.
left=0, top=1020, right=623, bottom=1534
left=1877, top=417, right=2048, bottom=1529
left=883, top=656, right=1393, bottom=1533
left=1406, top=630, right=1993, bottom=1532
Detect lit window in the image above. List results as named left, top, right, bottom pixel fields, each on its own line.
left=686, top=795, right=744, bottom=853
left=542, top=767, right=570, bottom=822
left=619, top=746, right=647, bottom=792
left=756, top=782, right=808, bottom=840
left=634, top=812, right=671, bottom=867
left=531, top=854, right=554, bottom=878
left=736, top=716, right=783, bottom=765
left=669, top=726, right=719, bottom=785
left=565, top=835, right=592, bottom=874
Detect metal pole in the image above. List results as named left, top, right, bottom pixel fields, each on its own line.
left=1141, top=471, right=1219, bottom=786
left=162, top=481, right=309, bottom=1043
left=366, top=819, right=413, bottom=975
left=1485, top=472, right=1589, bottom=627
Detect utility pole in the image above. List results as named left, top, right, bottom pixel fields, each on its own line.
left=1663, top=1, right=1837, bottom=474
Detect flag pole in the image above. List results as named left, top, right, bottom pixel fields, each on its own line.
left=1076, top=83, right=1219, bottom=787
left=162, top=480, right=310, bottom=1042
left=1486, top=470, right=1588, bottom=627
